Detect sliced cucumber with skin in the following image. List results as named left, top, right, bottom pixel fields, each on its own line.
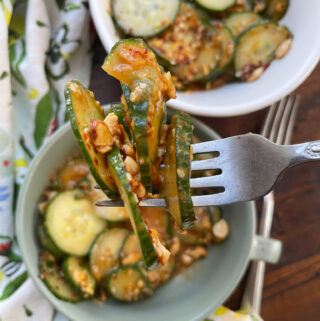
left=96, top=206, right=130, bottom=223
left=148, top=2, right=221, bottom=83
left=170, top=31, right=221, bottom=83
left=65, top=80, right=118, bottom=198
left=103, top=39, right=175, bottom=190
left=89, top=228, right=129, bottom=280
left=39, top=251, right=82, bottom=303
left=45, top=190, right=106, bottom=256
left=111, top=0, right=180, bottom=38
left=37, top=224, right=64, bottom=259
left=225, top=11, right=263, bottom=37
left=195, top=0, right=236, bottom=11
left=63, top=257, right=97, bottom=298
left=210, top=22, right=235, bottom=78
left=162, top=113, right=195, bottom=230
left=121, top=83, right=152, bottom=189
left=106, top=265, right=152, bottom=302
left=107, top=148, right=159, bottom=269
left=234, top=22, right=292, bottom=81
left=147, top=2, right=205, bottom=67
left=264, top=0, right=289, bottom=22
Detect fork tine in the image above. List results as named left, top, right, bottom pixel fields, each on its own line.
left=268, top=96, right=289, bottom=142
left=191, top=158, right=223, bottom=171
left=284, top=96, right=300, bottom=145
left=190, top=175, right=224, bottom=188
left=96, top=193, right=227, bottom=208
left=261, top=102, right=277, bottom=137
left=275, top=96, right=295, bottom=145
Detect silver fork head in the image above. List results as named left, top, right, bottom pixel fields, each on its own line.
left=96, top=96, right=302, bottom=208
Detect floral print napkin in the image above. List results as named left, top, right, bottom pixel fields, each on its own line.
left=0, top=0, right=90, bottom=320
left=0, top=1, right=264, bottom=320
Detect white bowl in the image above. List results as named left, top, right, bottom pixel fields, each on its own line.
left=90, top=0, right=320, bottom=117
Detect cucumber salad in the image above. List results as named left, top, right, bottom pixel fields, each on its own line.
left=37, top=39, right=230, bottom=303
left=112, top=0, right=292, bottom=89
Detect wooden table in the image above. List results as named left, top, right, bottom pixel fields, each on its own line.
left=90, top=40, right=320, bottom=321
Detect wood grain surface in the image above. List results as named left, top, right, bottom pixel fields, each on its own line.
left=89, top=39, right=320, bottom=321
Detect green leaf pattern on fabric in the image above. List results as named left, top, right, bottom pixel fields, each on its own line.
left=0, top=71, right=8, bottom=80
left=33, top=92, right=53, bottom=149
left=0, top=271, right=27, bottom=300
left=23, top=304, right=33, bottom=316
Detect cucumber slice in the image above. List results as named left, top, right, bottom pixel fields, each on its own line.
left=39, top=251, right=82, bottom=303
left=106, top=265, right=152, bottom=302
left=147, top=3, right=204, bottom=67
left=37, top=224, right=64, bottom=259
left=120, top=233, right=142, bottom=265
left=110, top=103, right=132, bottom=139
left=111, top=0, right=180, bottom=38
left=264, top=0, right=289, bottom=22
left=45, top=190, right=106, bottom=256
left=55, top=159, right=89, bottom=190
left=65, top=80, right=118, bottom=198
left=96, top=206, right=130, bottom=223
left=63, top=257, right=97, bottom=298
left=148, top=3, right=221, bottom=83
left=145, top=255, right=175, bottom=289
left=234, top=22, right=292, bottom=81
left=107, top=148, right=159, bottom=269
left=89, top=228, right=129, bottom=280
left=103, top=39, right=175, bottom=190
left=213, top=22, right=235, bottom=74
left=121, top=83, right=152, bottom=189
left=91, top=183, right=130, bottom=222
left=225, top=11, right=263, bottom=37
left=162, top=112, right=195, bottom=230
left=170, top=31, right=221, bottom=83
left=195, top=0, right=236, bottom=11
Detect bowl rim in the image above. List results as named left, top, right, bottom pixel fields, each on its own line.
left=89, top=0, right=320, bottom=117
left=16, top=110, right=256, bottom=321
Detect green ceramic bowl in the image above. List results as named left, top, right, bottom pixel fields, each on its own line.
left=16, top=108, right=256, bottom=321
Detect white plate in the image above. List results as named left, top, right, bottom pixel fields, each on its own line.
left=89, top=0, right=320, bottom=117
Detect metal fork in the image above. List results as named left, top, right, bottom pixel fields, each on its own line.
left=240, top=95, right=300, bottom=314
left=97, top=114, right=320, bottom=209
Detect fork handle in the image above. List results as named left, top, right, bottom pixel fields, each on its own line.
left=287, top=140, right=320, bottom=165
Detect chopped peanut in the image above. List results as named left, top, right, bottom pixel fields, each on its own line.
left=89, top=119, right=113, bottom=154
left=184, top=246, right=207, bottom=260
left=275, top=39, right=292, bottom=59
left=212, top=219, right=229, bottom=242
left=124, top=156, right=139, bottom=175
left=181, top=254, right=193, bottom=266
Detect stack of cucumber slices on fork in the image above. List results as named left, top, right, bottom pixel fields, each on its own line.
left=38, top=39, right=231, bottom=304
